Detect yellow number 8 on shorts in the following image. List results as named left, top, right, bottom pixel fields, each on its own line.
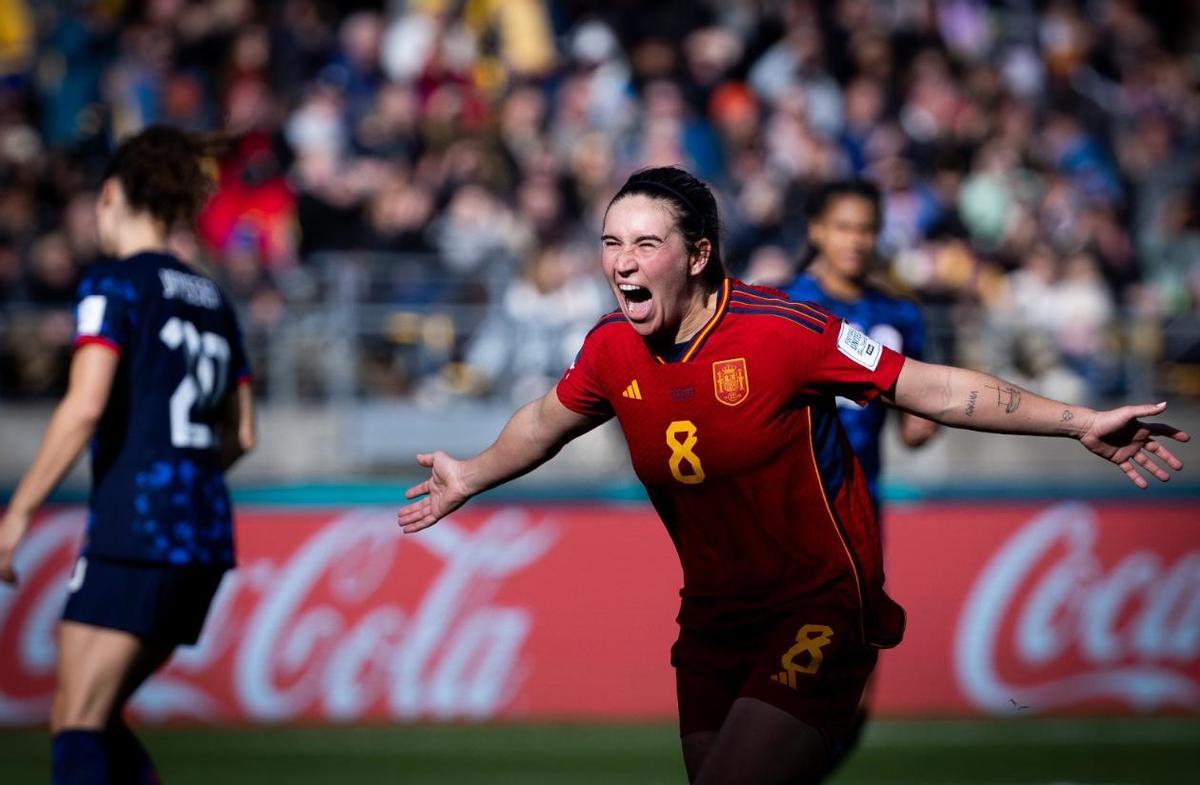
left=771, top=624, right=834, bottom=689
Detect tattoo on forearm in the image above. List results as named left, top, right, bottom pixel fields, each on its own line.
left=985, top=384, right=1022, bottom=414
left=1061, top=410, right=1073, bottom=422
left=966, top=391, right=978, bottom=417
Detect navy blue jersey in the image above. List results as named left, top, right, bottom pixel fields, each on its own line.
left=781, top=273, right=925, bottom=502
left=72, top=252, right=250, bottom=567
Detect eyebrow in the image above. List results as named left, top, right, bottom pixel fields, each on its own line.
left=600, top=234, right=665, bottom=243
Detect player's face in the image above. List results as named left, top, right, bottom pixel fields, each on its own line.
left=809, top=195, right=879, bottom=281
left=601, top=195, right=709, bottom=340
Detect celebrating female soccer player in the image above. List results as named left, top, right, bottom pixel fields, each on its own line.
left=397, top=167, right=1187, bottom=785
left=0, top=126, right=255, bottom=784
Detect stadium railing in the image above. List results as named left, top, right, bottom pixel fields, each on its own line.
left=2, top=250, right=1197, bottom=409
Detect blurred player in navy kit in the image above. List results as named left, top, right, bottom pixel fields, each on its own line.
left=782, top=180, right=938, bottom=770
left=783, top=180, right=939, bottom=509
left=0, top=126, right=255, bottom=784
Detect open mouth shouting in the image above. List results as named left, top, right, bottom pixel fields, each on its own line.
left=618, top=282, right=653, bottom=321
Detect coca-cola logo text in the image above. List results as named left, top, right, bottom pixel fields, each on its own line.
left=0, top=508, right=558, bottom=724
left=955, top=502, right=1200, bottom=713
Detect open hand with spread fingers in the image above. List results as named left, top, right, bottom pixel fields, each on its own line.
left=1078, top=402, right=1190, bottom=488
left=397, top=451, right=473, bottom=533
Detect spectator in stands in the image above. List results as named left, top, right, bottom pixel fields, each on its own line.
left=0, top=0, right=1197, bottom=403
left=458, top=241, right=605, bottom=404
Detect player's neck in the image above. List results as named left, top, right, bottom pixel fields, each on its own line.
left=113, top=219, right=171, bottom=260
left=671, top=284, right=720, bottom=345
left=810, top=260, right=864, bottom=302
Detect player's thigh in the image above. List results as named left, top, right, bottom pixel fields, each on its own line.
left=681, top=731, right=717, bottom=783
left=113, top=639, right=176, bottom=708
left=693, top=696, right=828, bottom=785
left=676, top=666, right=734, bottom=782
left=52, top=622, right=161, bottom=731
left=52, top=556, right=218, bottom=730
left=673, top=630, right=746, bottom=781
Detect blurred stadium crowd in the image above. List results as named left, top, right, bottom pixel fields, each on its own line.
left=0, top=0, right=1197, bottom=405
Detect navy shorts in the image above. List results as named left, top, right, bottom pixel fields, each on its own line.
left=61, top=555, right=228, bottom=646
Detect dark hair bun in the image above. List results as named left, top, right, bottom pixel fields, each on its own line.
left=103, top=125, right=215, bottom=227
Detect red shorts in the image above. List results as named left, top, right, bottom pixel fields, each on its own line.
left=671, top=603, right=877, bottom=749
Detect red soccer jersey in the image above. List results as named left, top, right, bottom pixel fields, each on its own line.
left=557, top=279, right=908, bottom=647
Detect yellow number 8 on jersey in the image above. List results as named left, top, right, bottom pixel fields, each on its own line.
left=666, top=420, right=705, bottom=485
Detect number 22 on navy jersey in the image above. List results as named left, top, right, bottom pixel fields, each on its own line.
left=73, top=252, right=250, bottom=566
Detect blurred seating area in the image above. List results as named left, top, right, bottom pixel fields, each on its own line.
left=0, top=0, right=1197, bottom=405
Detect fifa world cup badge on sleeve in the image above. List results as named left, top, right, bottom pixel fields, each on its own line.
left=836, top=321, right=882, bottom=371
left=77, top=295, right=107, bottom=335
left=712, top=358, right=750, bottom=406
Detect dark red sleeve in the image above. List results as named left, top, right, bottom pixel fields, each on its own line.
left=795, top=314, right=906, bottom=404
left=555, top=327, right=615, bottom=419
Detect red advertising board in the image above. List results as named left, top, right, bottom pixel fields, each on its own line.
left=0, top=501, right=1197, bottom=725
left=876, top=501, right=1200, bottom=716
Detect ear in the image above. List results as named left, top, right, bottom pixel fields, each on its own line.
left=807, top=215, right=827, bottom=246
left=689, top=238, right=712, bottom=276
left=99, top=177, right=121, bottom=208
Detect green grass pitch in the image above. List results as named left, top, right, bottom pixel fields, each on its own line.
left=2, top=718, right=1197, bottom=784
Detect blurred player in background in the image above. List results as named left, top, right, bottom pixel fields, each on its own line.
left=782, top=179, right=939, bottom=768
left=783, top=180, right=939, bottom=509
left=398, top=167, right=1187, bottom=785
left=0, top=126, right=255, bottom=785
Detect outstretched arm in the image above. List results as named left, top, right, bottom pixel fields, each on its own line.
left=884, top=359, right=1189, bottom=488
left=397, top=390, right=605, bottom=533
left=0, top=345, right=118, bottom=584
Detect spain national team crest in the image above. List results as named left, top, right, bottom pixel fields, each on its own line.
left=712, top=358, right=749, bottom=406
